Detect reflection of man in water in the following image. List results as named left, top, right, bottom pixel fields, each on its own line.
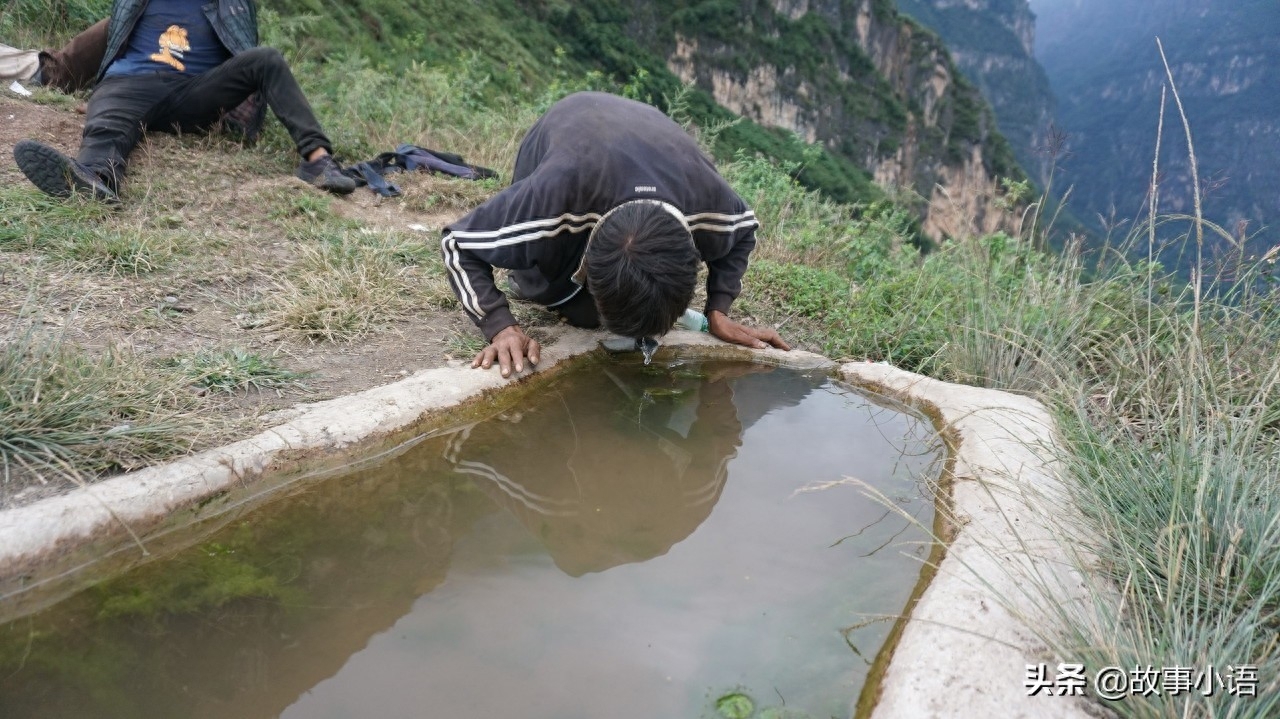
left=442, top=364, right=753, bottom=576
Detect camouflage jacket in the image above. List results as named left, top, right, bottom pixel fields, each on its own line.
left=95, top=0, right=258, bottom=82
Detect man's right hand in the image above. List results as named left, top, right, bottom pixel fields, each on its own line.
left=473, top=325, right=541, bottom=378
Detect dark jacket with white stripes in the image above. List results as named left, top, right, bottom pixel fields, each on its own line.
left=441, top=92, right=760, bottom=340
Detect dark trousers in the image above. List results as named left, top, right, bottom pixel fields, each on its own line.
left=79, top=47, right=331, bottom=189
left=509, top=271, right=602, bottom=329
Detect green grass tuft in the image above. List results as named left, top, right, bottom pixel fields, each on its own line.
left=0, top=321, right=200, bottom=494
left=0, top=187, right=176, bottom=274
left=164, top=348, right=310, bottom=394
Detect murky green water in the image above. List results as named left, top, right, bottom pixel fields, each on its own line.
left=0, top=358, right=940, bottom=719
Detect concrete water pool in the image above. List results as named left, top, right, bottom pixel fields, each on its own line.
left=0, top=357, right=942, bottom=719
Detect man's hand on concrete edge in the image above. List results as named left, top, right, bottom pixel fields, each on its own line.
left=473, top=324, right=541, bottom=378
left=707, top=310, right=791, bottom=351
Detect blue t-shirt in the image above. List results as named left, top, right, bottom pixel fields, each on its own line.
left=104, top=0, right=230, bottom=78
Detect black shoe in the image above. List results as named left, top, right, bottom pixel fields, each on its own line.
left=13, top=140, right=119, bottom=203
left=296, top=155, right=357, bottom=195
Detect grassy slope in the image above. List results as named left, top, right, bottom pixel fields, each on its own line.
left=250, top=0, right=880, bottom=203
left=5, top=0, right=1018, bottom=206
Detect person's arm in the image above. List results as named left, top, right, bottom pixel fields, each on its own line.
left=440, top=230, right=523, bottom=342
left=702, top=221, right=754, bottom=318
left=441, top=238, right=539, bottom=378
left=694, top=221, right=790, bottom=351
left=442, top=179, right=585, bottom=375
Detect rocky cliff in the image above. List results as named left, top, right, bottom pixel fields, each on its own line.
left=647, top=0, right=1023, bottom=240
left=894, top=0, right=1056, bottom=186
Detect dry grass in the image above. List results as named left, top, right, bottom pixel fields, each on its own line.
left=0, top=315, right=206, bottom=506
left=266, top=232, right=415, bottom=341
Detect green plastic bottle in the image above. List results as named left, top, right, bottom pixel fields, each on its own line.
left=677, top=308, right=709, bottom=333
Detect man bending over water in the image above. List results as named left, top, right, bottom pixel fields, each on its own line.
left=441, top=91, right=789, bottom=377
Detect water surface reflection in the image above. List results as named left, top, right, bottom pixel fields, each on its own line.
left=0, top=359, right=938, bottom=719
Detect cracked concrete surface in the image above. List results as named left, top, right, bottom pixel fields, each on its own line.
left=0, top=330, right=1097, bottom=718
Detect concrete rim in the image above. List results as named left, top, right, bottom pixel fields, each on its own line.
left=845, top=363, right=1096, bottom=719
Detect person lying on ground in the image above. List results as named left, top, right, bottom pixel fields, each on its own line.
left=0, top=19, right=109, bottom=94
left=11, top=0, right=355, bottom=203
left=441, top=91, right=790, bottom=378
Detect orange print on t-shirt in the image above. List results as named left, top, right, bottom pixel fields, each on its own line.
left=150, top=25, right=190, bottom=72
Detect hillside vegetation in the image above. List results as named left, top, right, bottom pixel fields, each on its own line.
left=1, top=1, right=1278, bottom=716
left=255, top=0, right=884, bottom=203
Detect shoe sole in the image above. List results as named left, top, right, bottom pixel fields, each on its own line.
left=322, top=180, right=357, bottom=196
left=13, top=140, right=118, bottom=202
left=296, top=172, right=358, bottom=196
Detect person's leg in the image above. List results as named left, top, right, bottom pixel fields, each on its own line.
left=13, top=74, right=166, bottom=201
left=160, top=47, right=330, bottom=158
left=79, top=75, right=176, bottom=189
left=156, top=47, right=354, bottom=193
left=37, top=18, right=109, bottom=93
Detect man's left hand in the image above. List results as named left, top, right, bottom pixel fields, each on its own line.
left=707, top=311, right=791, bottom=351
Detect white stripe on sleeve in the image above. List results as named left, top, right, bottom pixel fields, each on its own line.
left=441, top=234, right=484, bottom=318
left=449, top=212, right=603, bottom=245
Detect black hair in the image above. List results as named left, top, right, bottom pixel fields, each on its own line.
left=585, top=202, right=698, bottom=338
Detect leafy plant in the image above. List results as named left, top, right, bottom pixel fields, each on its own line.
left=715, top=692, right=754, bottom=719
